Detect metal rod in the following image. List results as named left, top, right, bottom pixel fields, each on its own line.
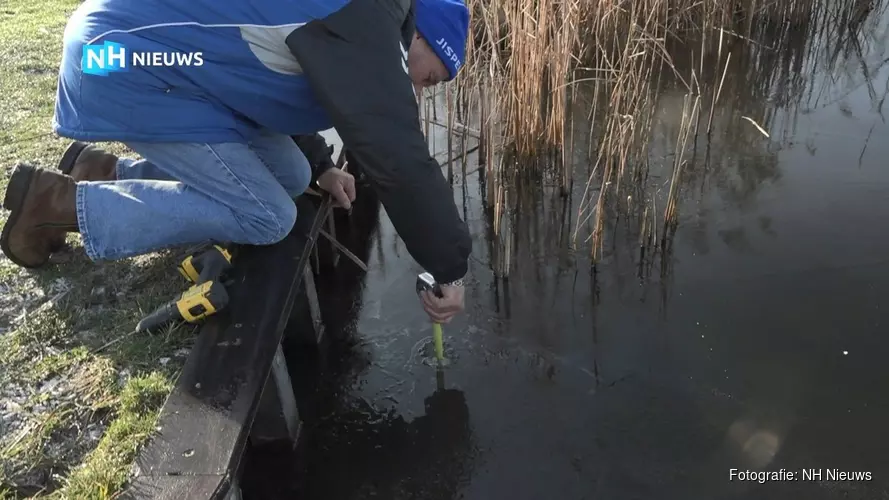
left=319, top=228, right=368, bottom=272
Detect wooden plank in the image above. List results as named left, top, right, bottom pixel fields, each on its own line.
left=120, top=476, right=228, bottom=500
left=303, top=268, right=323, bottom=344
left=226, top=478, right=242, bottom=500
left=249, top=345, right=301, bottom=445
left=326, top=211, right=340, bottom=267
left=282, top=268, right=323, bottom=347
left=128, top=195, right=319, bottom=498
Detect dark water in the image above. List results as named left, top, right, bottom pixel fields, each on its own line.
left=243, top=6, right=889, bottom=500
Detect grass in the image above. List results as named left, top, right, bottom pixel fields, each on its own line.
left=0, top=0, right=195, bottom=497
left=61, top=372, right=172, bottom=499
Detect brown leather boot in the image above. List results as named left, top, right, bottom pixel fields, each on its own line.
left=58, top=141, right=118, bottom=182
left=1, top=164, right=79, bottom=268
left=47, top=142, right=118, bottom=252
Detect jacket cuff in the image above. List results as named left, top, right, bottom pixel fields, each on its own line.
left=310, top=145, right=336, bottom=186
left=292, top=134, right=337, bottom=186
left=432, top=261, right=468, bottom=286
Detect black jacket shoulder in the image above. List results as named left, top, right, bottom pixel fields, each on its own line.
left=284, top=0, right=471, bottom=283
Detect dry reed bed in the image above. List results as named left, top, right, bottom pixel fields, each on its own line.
left=426, top=0, right=885, bottom=275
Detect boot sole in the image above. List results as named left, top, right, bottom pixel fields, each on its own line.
left=1, top=164, right=45, bottom=269
left=58, top=141, right=89, bottom=176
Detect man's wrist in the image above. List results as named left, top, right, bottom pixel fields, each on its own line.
left=432, top=260, right=468, bottom=287
left=311, top=163, right=335, bottom=189
left=439, top=278, right=464, bottom=288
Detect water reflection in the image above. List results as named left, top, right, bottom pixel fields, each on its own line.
left=248, top=3, right=889, bottom=497
left=293, top=386, right=476, bottom=500
left=454, top=0, right=889, bottom=302
left=727, top=418, right=783, bottom=469
left=243, top=184, right=479, bottom=500
left=244, top=343, right=478, bottom=500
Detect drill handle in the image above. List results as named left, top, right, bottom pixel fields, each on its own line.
left=194, top=246, right=233, bottom=284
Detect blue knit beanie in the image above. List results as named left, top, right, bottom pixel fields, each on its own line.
left=415, top=0, right=470, bottom=81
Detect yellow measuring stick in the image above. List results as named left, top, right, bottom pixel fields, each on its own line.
left=432, top=322, right=445, bottom=361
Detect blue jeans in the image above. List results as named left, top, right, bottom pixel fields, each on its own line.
left=75, top=130, right=312, bottom=261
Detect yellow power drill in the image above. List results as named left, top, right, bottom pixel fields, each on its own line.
left=135, top=245, right=234, bottom=334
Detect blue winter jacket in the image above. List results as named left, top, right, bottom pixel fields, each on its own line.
left=51, top=0, right=472, bottom=284
left=53, top=0, right=361, bottom=143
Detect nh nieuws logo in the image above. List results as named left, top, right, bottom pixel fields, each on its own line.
left=82, top=41, right=204, bottom=76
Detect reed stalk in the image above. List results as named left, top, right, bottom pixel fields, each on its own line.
left=432, top=0, right=886, bottom=267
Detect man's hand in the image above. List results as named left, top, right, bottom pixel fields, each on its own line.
left=317, top=168, right=356, bottom=209
left=419, top=283, right=464, bottom=324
